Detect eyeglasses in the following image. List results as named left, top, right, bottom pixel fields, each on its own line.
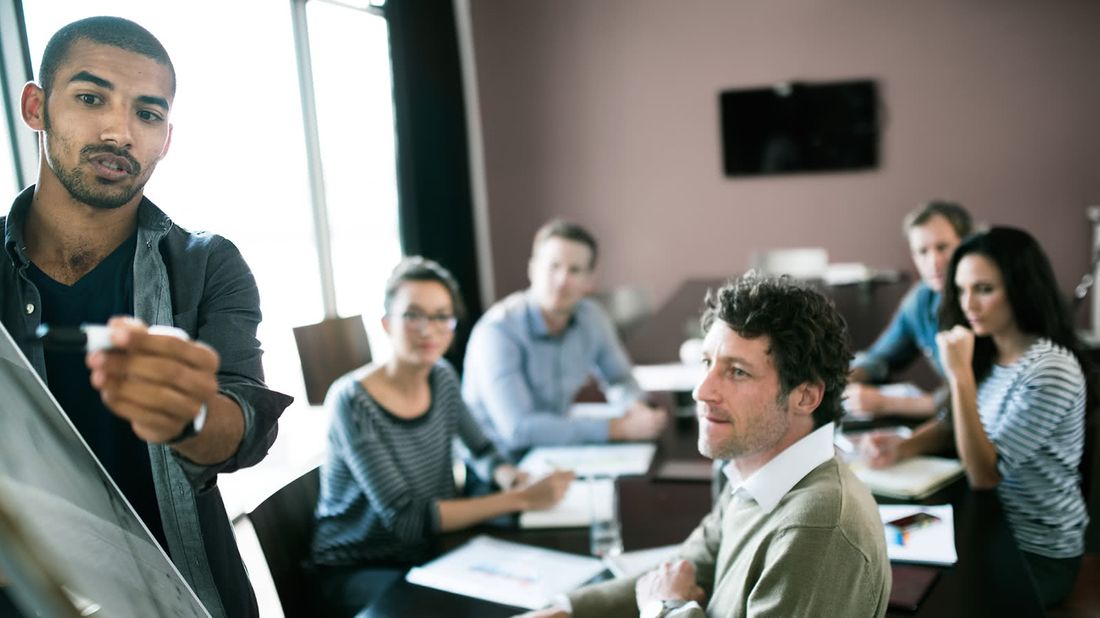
left=400, top=311, right=457, bottom=332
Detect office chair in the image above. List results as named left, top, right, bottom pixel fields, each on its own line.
left=247, top=466, right=322, bottom=618
left=293, top=315, right=372, bottom=405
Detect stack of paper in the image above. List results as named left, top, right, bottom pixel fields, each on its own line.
left=850, top=456, right=965, bottom=500
left=879, top=505, right=957, bottom=565
left=405, top=536, right=606, bottom=609
left=519, top=477, right=614, bottom=529
left=518, top=444, right=656, bottom=478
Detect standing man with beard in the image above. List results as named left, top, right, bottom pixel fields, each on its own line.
left=463, top=220, right=667, bottom=460
left=525, top=275, right=889, bottom=618
left=0, top=17, right=291, bottom=617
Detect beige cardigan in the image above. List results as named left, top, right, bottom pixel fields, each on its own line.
left=567, top=457, right=891, bottom=617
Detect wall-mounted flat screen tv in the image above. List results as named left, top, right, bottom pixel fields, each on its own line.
left=720, top=79, right=879, bottom=177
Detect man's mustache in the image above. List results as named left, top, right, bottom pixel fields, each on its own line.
left=79, top=144, right=141, bottom=175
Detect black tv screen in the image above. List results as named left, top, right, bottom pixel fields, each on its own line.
left=720, top=79, right=879, bottom=177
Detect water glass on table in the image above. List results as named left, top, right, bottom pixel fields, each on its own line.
left=589, top=474, right=623, bottom=558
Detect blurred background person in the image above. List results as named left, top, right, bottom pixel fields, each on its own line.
left=846, top=200, right=973, bottom=418
left=861, top=227, right=1089, bottom=607
left=311, top=257, right=573, bottom=616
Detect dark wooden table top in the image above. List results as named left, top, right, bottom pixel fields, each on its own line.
left=365, top=418, right=1044, bottom=618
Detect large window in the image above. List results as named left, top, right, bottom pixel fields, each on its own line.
left=307, top=1, right=402, bottom=356
left=0, top=109, right=15, bottom=197
left=18, top=1, right=401, bottom=512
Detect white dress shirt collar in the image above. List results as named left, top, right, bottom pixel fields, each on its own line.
left=722, top=422, right=836, bottom=513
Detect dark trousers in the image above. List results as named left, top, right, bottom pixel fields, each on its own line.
left=1021, top=551, right=1081, bottom=608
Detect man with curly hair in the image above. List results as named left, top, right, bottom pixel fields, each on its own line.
left=527, top=274, right=890, bottom=618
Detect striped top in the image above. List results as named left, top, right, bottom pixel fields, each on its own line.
left=977, top=338, right=1089, bottom=558
left=311, top=360, right=505, bottom=566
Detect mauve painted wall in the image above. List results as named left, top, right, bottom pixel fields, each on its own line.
left=467, top=0, right=1100, bottom=321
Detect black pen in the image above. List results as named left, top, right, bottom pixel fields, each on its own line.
left=34, top=324, right=114, bottom=352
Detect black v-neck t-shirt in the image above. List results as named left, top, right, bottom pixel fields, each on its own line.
left=27, top=233, right=168, bottom=552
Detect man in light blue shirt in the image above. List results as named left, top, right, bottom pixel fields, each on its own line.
left=846, top=201, right=972, bottom=418
left=463, top=220, right=667, bottom=458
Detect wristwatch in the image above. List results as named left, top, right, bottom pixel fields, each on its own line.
left=640, top=599, right=689, bottom=618
left=166, top=403, right=208, bottom=445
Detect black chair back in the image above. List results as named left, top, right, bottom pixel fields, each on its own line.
left=248, top=467, right=321, bottom=617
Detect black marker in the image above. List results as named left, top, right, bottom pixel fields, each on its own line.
left=34, top=324, right=114, bottom=352
left=34, top=324, right=208, bottom=440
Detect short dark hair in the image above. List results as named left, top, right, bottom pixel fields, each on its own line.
left=701, top=274, right=851, bottom=429
left=384, top=256, right=467, bottom=321
left=532, top=219, right=599, bottom=269
left=940, top=226, right=1084, bottom=381
left=39, top=16, right=176, bottom=98
left=903, top=200, right=972, bottom=239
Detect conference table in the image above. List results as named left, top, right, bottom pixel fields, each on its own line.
left=364, top=415, right=1045, bottom=617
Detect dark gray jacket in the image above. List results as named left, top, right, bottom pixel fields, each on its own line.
left=1, top=186, right=293, bottom=617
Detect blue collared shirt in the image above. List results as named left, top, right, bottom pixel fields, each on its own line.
left=851, top=283, right=944, bottom=381
left=462, top=290, right=643, bottom=458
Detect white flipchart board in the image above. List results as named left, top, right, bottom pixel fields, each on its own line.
left=0, top=321, right=209, bottom=617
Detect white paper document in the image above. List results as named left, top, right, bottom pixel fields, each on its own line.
left=405, top=535, right=606, bottom=609
left=520, top=477, right=614, bottom=529
left=632, top=363, right=704, bottom=393
left=843, top=382, right=926, bottom=420
left=879, top=504, right=958, bottom=565
left=603, top=544, right=679, bottom=579
left=519, top=444, right=656, bottom=478
left=835, top=427, right=912, bottom=459
left=568, top=402, right=623, bottom=420
left=850, top=456, right=965, bottom=499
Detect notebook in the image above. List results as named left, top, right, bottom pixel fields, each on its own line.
left=519, top=477, right=614, bottom=529
left=850, top=456, right=965, bottom=499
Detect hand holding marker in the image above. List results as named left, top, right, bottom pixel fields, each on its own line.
left=34, top=323, right=209, bottom=439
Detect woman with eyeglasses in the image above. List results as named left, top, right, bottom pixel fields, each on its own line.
left=861, top=227, right=1090, bottom=607
left=310, top=257, right=574, bottom=616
